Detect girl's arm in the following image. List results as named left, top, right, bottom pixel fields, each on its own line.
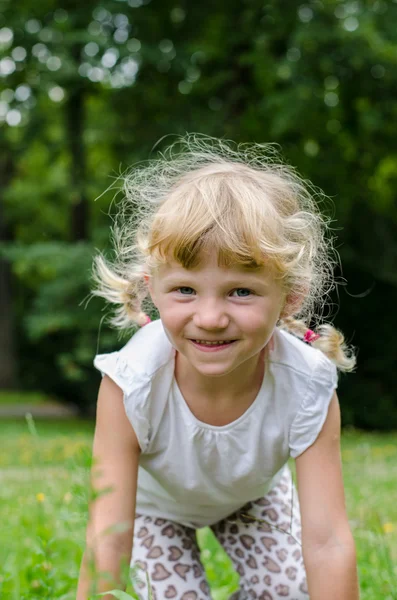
left=295, top=392, right=360, bottom=600
left=77, top=375, right=141, bottom=600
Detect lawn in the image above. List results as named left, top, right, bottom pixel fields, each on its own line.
left=0, top=418, right=396, bottom=599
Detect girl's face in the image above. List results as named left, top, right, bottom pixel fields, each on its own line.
left=148, top=253, right=286, bottom=379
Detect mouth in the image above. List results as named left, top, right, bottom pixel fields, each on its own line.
left=189, top=339, right=237, bottom=351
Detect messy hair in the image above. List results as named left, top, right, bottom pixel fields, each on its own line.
left=92, top=134, right=355, bottom=372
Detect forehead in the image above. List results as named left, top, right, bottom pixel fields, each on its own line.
left=155, top=257, right=275, bottom=285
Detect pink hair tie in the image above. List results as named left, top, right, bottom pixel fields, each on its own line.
left=141, top=314, right=152, bottom=326
left=304, top=329, right=320, bottom=343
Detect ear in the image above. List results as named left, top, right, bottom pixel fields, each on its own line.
left=281, top=292, right=305, bottom=319
left=143, top=274, right=158, bottom=308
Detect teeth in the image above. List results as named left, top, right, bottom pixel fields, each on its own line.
left=194, top=340, right=231, bottom=345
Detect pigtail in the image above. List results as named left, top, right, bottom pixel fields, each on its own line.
left=91, top=254, right=150, bottom=329
left=279, top=316, right=356, bottom=373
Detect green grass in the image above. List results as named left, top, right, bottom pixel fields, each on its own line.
left=0, top=391, right=56, bottom=405
left=0, top=419, right=396, bottom=599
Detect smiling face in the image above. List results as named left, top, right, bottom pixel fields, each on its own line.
left=147, top=252, right=287, bottom=382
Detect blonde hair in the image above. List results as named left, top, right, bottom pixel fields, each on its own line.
left=92, top=134, right=355, bottom=372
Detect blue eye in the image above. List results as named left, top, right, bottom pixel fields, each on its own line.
left=178, top=287, right=195, bottom=295
left=232, top=288, right=252, bottom=297
left=174, top=287, right=252, bottom=297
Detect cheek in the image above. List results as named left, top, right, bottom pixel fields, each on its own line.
left=157, top=301, right=188, bottom=327
left=239, top=301, right=279, bottom=332
left=230, top=314, right=264, bottom=340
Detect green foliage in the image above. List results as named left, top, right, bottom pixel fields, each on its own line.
left=197, top=528, right=240, bottom=599
left=0, top=0, right=396, bottom=425
left=0, top=241, right=122, bottom=412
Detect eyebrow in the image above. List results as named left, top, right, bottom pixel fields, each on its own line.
left=161, top=273, right=270, bottom=287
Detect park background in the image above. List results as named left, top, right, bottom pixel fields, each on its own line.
left=0, top=0, right=396, bottom=599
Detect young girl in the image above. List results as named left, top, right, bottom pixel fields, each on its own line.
left=77, top=135, right=360, bottom=600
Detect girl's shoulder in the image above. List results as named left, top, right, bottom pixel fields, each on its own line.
left=94, top=319, right=174, bottom=392
left=117, top=319, right=175, bottom=377
left=271, top=327, right=338, bottom=385
left=93, top=320, right=174, bottom=453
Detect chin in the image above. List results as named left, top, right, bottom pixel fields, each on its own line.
left=190, top=360, right=239, bottom=377
left=194, top=368, right=233, bottom=379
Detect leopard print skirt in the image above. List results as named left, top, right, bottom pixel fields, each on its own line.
left=131, top=464, right=309, bottom=599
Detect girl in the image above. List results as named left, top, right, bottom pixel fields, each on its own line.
left=77, top=135, right=360, bottom=600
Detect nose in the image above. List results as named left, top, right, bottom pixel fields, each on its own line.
left=192, top=298, right=230, bottom=330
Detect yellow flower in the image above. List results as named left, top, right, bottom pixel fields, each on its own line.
left=63, top=492, right=73, bottom=504
left=382, top=522, right=394, bottom=534
left=372, top=446, right=397, bottom=458
left=36, top=492, right=45, bottom=503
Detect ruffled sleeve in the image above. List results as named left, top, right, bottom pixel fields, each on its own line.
left=94, top=351, right=152, bottom=453
left=289, top=354, right=338, bottom=459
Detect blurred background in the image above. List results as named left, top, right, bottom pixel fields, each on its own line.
left=1, top=0, right=396, bottom=428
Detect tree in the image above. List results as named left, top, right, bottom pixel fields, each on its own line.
left=1, top=0, right=396, bottom=426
